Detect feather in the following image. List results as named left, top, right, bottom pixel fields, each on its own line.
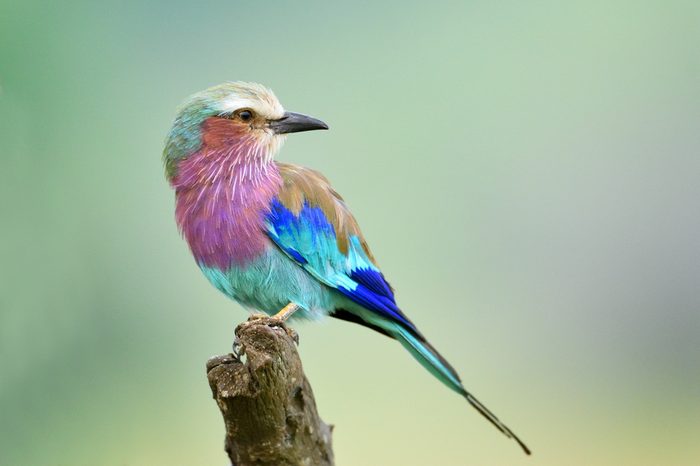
left=266, top=163, right=531, bottom=456
left=267, top=163, right=412, bottom=331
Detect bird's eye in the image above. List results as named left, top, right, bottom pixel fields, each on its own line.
left=237, top=109, right=254, bottom=122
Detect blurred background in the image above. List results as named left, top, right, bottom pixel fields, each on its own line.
left=1, top=1, right=699, bottom=465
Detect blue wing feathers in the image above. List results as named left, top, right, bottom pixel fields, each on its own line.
left=336, top=283, right=417, bottom=332
left=266, top=196, right=416, bottom=332
left=350, top=268, right=395, bottom=300
left=266, top=172, right=532, bottom=456
left=282, top=246, right=307, bottom=265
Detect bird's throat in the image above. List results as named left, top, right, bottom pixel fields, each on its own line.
left=172, top=137, right=282, bottom=270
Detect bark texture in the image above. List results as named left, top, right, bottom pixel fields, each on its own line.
left=206, top=315, right=334, bottom=466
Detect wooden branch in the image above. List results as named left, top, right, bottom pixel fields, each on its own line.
left=206, top=315, right=334, bottom=466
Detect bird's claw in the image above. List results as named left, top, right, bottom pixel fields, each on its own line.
left=231, top=334, right=244, bottom=358
left=239, top=313, right=300, bottom=346
left=267, top=318, right=300, bottom=345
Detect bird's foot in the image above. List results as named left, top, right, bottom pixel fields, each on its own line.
left=231, top=334, right=244, bottom=358
left=270, top=303, right=301, bottom=344
left=239, top=308, right=300, bottom=345
left=267, top=318, right=299, bottom=345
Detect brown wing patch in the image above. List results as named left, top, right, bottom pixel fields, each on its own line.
left=276, top=162, right=376, bottom=263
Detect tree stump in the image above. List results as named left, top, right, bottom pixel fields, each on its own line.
left=206, top=316, right=334, bottom=466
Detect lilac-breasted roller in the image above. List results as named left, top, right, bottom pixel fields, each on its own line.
left=163, top=82, right=529, bottom=455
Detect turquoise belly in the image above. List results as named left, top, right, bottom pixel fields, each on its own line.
left=199, top=245, right=334, bottom=321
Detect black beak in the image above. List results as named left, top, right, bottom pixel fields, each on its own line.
left=269, top=112, right=328, bottom=134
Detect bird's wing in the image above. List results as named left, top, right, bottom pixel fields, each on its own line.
left=266, top=163, right=531, bottom=455
left=265, top=162, right=418, bottom=333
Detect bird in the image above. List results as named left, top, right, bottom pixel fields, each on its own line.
left=163, top=81, right=530, bottom=455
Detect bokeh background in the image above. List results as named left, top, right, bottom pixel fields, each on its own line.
left=2, top=1, right=699, bottom=465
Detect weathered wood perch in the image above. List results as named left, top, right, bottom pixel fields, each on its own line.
left=206, top=315, right=334, bottom=466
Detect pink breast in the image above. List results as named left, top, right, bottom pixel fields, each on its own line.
left=172, top=119, right=282, bottom=269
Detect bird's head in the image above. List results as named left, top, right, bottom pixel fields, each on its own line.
left=163, top=82, right=328, bottom=179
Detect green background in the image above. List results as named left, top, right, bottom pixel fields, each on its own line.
left=2, top=1, right=699, bottom=465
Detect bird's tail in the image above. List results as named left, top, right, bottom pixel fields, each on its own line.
left=389, top=324, right=532, bottom=455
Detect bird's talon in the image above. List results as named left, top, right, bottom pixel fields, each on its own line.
left=266, top=318, right=300, bottom=345
left=266, top=317, right=286, bottom=331
left=232, top=335, right=244, bottom=358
